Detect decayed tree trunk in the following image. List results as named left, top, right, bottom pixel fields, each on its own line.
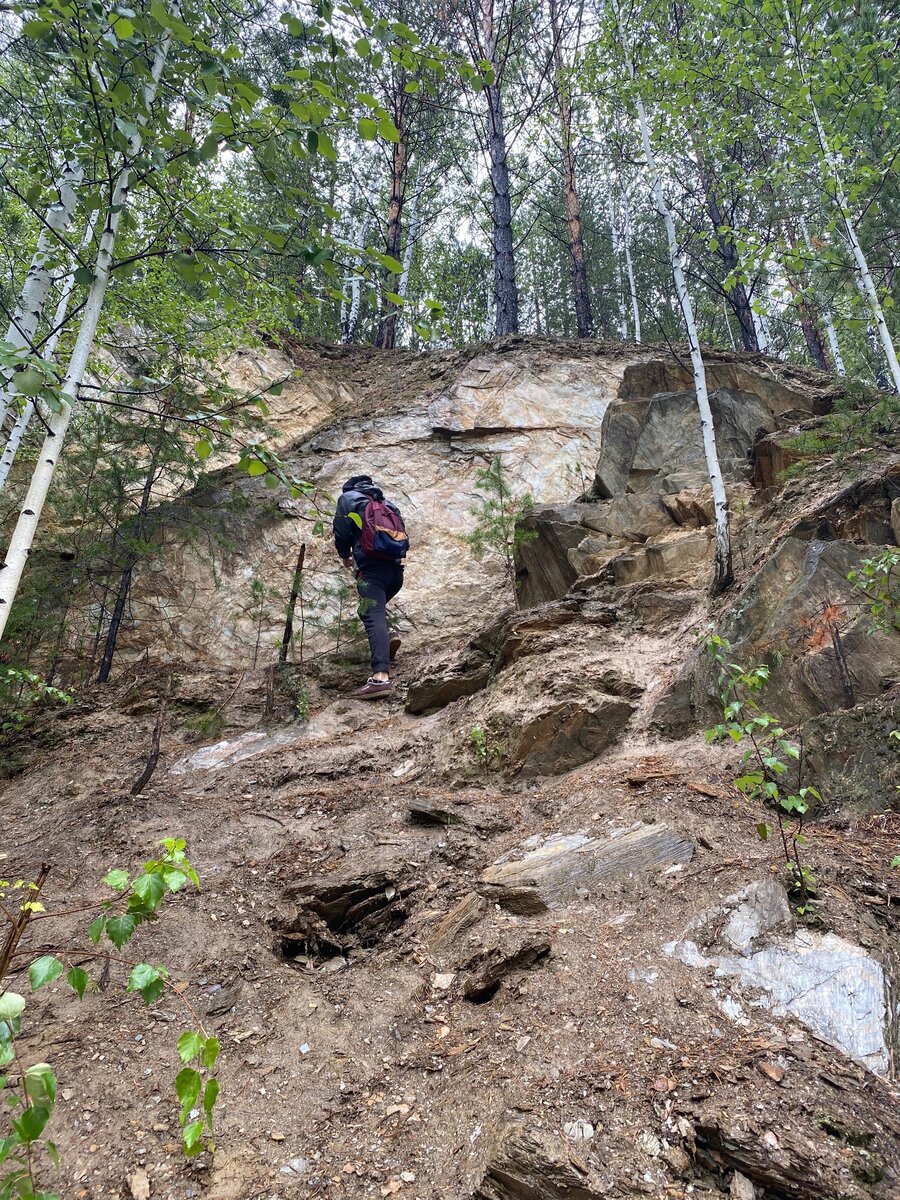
left=0, top=31, right=173, bottom=642
left=548, top=0, right=591, bottom=338
left=481, top=0, right=519, bottom=335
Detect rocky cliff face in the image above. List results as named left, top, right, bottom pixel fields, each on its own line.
left=125, top=340, right=833, bottom=668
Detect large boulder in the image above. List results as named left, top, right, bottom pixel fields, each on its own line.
left=432, top=645, right=639, bottom=777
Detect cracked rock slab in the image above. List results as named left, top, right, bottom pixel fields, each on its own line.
left=481, top=823, right=695, bottom=913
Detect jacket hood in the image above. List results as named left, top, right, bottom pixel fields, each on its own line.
left=342, top=475, right=383, bottom=501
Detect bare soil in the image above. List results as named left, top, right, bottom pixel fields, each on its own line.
left=3, top=633, right=899, bottom=1200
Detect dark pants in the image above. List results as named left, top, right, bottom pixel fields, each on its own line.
left=356, top=560, right=403, bottom=674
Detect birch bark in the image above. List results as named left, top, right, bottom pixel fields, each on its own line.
left=0, top=33, right=173, bottom=640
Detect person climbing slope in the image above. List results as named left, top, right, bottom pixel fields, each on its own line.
left=332, top=473, right=409, bottom=699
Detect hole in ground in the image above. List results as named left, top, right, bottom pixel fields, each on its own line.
left=274, top=874, right=413, bottom=965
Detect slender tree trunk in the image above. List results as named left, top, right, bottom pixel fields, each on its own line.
left=620, top=13, right=732, bottom=592
left=397, top=176, right=422, bottom=303
left=608, top=195, right=628, bottom=340
left=621, top=191, right=641, bottom=343
left=342, top=199, right=373, bottom=343
left=548, top=0, right=591, bottom=337
left=798, top=216, right=845, bottom=375
left=804, top=86, right=900, bottom=391
left=0, top=32, right=172, bottom=643
left=481, top=0, right=519, bottom=335
left=374, top=122, right=408, bottom=350
left=0, top=210, right=101, bottom=493
left=97, top=427, right=164, bottom=683
left=698, top=160, right=759, bottom=352
left=279, top=543, right=306, bottom=664
left=0, top=161, right=84, bottom=432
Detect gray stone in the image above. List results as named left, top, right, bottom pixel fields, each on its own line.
left=405, top=654, right=491, bottom=715
left=682, top=879, right=793, bottom=955
left=482, top=823, right=695, bottom=913
left=474, top=1123, right=609, bottom=1200
left=593, top=402, right=648, bottom=498
left=667, top=882, right=893, bottom=1076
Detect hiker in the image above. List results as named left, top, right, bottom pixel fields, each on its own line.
left=332, top=473, right=409, bottom=700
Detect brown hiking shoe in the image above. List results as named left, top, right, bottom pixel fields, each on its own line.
left=350, top=678, right=394, bottom=700
left=389, top=634, right=402, bottom=662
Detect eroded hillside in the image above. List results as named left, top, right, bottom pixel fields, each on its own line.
left=3, top=339, right=899, bottom=1200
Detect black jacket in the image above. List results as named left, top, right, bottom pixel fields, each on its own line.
left=333, top=479, right=403, bottom=565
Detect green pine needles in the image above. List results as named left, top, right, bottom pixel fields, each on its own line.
left=464, top=456, right=537, bottom=594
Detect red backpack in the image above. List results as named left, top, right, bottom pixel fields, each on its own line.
left=358, top=499, right=410, bottom=561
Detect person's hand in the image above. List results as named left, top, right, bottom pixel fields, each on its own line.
left=342, top=556, right=354, bottom=570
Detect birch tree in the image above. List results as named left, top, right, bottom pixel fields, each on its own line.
left=607, top=1, right=733, bottom=592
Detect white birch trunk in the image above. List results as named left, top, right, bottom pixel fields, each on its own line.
left=342, top=202, right=373, bottom=344
left=806, top=91, right=900, bottom=391
left=397, top=181, right=421, bottom=302
left=621, top=190, right=641, bottom=343
left=625, top=56, right=732, bottom=590
left=723, top=300, right=737, bottom=351
left=0, top=210, right=101, bottom=493
left=0, top=160, right=84, bottom=431
left=798, top=215, right=845, bottom=375
left=751, top=307, right=769, bottom=354
left=608, top=195, right=628, bottom=340
left=0, top=34, right=172, bottom=641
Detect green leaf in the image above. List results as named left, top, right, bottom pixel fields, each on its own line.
left=162, top=868, right=187, bottom=892
left=348, top=510, right=363, bottom=529
left=13, top=1103, right=51, bottom=1143
left=183, top=1119, right=204, bottom=1154
left=73, top=267, right=94, bottom=286
left=203, top=1077, right=219, bottom=1125
left=378, top=115, right=400, bottom=142
left=358, top=117, right=377, bottom=141
left=247, top=460, right=267, bottom=477
left=756, top=822, right=773, bottom=842
left=132, top=871, right=166, bottom=909
left=103, top=869, right=129, bottom=891
left=22, top=19, right=53, bottom=36
left=175, top=1067, right=202, bottom=1110
left=354, top=36, right=370, bottom=56
left=112, top=15, right=134, bottom=37
left=200, top=1035, right=220, bottom=1070
left=13, top=367, right=45, bottom=397
left=88, top=915, right=106, bottom=945
left=127, top=964, right=166, bottom=1004
left=177, top=1032, right=204, bottom=1064
left=0, top=994, right=25, bottom=1023
left=105, top=913, right=136, bottom=949
left=29, top=957, right=63, bottom=992
left=66, top=968, right=89, bottom=1000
